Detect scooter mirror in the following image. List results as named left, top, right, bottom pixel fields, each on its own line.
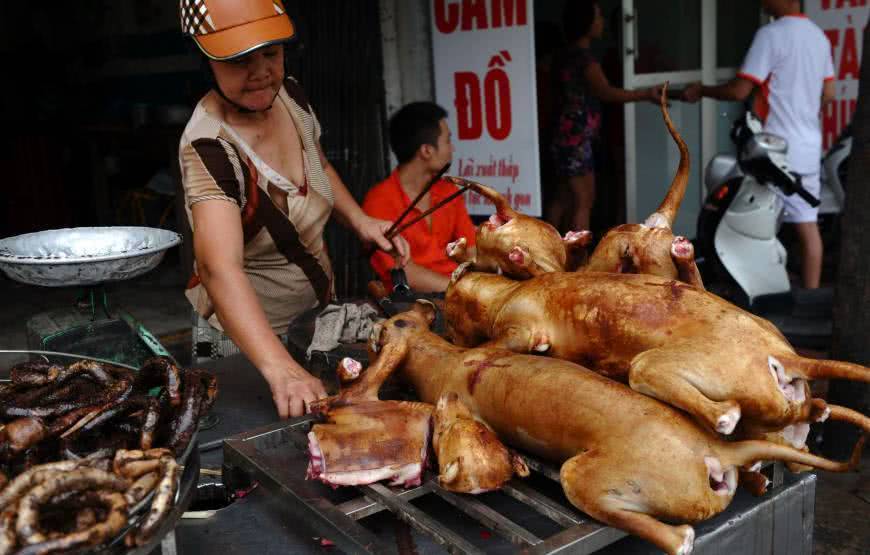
left=745, top=111, right=763, bottom=134
left=743, top=133, right=788, bottom=161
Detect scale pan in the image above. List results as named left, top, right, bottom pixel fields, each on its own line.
left=0, top=226, right=181, bottom=287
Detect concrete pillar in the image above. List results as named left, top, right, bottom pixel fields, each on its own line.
left=380, top=0, right=434, bottom=117
left=380, top=0, right=434, bottom=166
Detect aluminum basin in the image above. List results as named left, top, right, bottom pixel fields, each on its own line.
left=0, top=226, right=181, bottom=286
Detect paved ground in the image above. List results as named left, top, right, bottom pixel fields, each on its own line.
left=814, top=458, right=870, bottom=554
left=0, top=258, right=867, bottom=553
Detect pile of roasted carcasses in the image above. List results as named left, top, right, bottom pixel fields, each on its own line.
left=0, top=356, right=216, bottom=554
left=305, top=86, right=869, bottom=555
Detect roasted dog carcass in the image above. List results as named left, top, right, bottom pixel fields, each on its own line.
left=446, top=83, right=702, bottom=287
left=445, top=269, right=870, bottom=444
left=364, top=302, right=862, bottom=555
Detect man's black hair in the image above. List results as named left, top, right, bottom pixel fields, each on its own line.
left=562, top=1, right=598, bottom=43
left=389, top=102, right=448, bottom=165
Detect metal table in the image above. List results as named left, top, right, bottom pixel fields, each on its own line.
left=176, top=353, right=816, bottom=554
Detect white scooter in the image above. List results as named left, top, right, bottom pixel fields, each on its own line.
left=695, top=109, right=850, bottom=346
left=818, top=124, right=851, bottom=218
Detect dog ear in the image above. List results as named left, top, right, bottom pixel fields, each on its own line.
left=413, top=299, right=437, bottom=325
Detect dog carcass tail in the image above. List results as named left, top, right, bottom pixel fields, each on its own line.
left=826, top=403, right=870, bottom=435
left=644, top=82, right=689, bottom=229
left=446, top=177, right=518, bottom=219
left=784, top=355, right=870, bottom=383
left=723, top=434, right=865, bottom=473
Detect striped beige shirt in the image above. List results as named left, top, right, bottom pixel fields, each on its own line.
left=179, top=77, right=335, bottom=333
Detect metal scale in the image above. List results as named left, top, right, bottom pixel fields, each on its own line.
left=0, top=226, right=181, bottom=367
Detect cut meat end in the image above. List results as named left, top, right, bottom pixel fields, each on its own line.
left=306, top=435, right=428, bottom=488
left=306, top=431, right=325, bottom=480
left=306, top=401, right=432, bottom=489
left=316, top=463, right=423, bottom=488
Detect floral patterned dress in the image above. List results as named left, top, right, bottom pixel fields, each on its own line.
left=550, top=47, right=602, bottom=177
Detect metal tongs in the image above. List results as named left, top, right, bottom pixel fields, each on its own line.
left=366, top=166, right=476, bottom=305
left=362, top=164, right=474, bottom=265
left=381, top=164, right=473, bottom=243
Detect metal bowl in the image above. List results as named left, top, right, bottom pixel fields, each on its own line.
left=0, top=227, right=181, bottom=287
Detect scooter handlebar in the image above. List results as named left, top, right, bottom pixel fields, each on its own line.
left=790, top=174, right=821, bottom=207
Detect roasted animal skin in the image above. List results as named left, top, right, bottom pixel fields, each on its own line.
left=308, top=401, right=432, bottom=488
left=445, top=269, right=870, bottom=441
left=444, top=177, right=591, bottom=279
left=433, top=392, right=528, bottom=493
left=370, top=303, right=863, bottom=555
left=307, top=359, right=432, bottom=488
left=446, top=83, right=701, bottom=288
left=581, top=83, right=701, bottom=287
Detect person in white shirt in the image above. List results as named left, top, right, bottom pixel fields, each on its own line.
left=683, top=0, right=836, bottom=289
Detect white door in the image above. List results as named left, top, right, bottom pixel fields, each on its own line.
left=621, top=0, right=762, bottom=237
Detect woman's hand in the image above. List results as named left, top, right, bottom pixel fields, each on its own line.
left=355, top=215, right=411, bottom=267
left=266, top=365, right=327, bottom=418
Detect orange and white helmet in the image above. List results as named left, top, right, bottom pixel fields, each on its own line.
left=180, top=0, right=295, bottom=61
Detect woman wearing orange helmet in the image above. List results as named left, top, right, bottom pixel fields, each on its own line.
left=178, top=0, right=410, bottom=418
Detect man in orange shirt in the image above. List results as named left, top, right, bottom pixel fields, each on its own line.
left=363, top=102, right=477, bottom=292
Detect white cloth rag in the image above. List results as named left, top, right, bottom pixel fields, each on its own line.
left=306, top=303, right=383, bottom=359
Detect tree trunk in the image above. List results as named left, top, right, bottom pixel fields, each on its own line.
left=824, top=24, right=870, bottom=459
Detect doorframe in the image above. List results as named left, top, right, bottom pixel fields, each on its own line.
left=621, top=0, right=732, bottom=223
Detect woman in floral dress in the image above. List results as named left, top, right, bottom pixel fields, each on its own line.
left=549, top=1, right=662, bottom=232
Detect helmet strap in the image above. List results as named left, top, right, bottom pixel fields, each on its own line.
left=203, top=58, right=281, bottom=115
left=213, top=84, right=257, bottom=114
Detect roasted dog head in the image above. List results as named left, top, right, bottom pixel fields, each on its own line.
left=368, top=300, right=438, bottom=356
left=433, top=392, right=528, bottom=493
left=444, top=178, right=591, bottom=279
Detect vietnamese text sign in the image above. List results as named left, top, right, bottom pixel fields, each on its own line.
left=430, top=0, right=541, bottom=215
left=807, top=0, right=868, bottom=150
